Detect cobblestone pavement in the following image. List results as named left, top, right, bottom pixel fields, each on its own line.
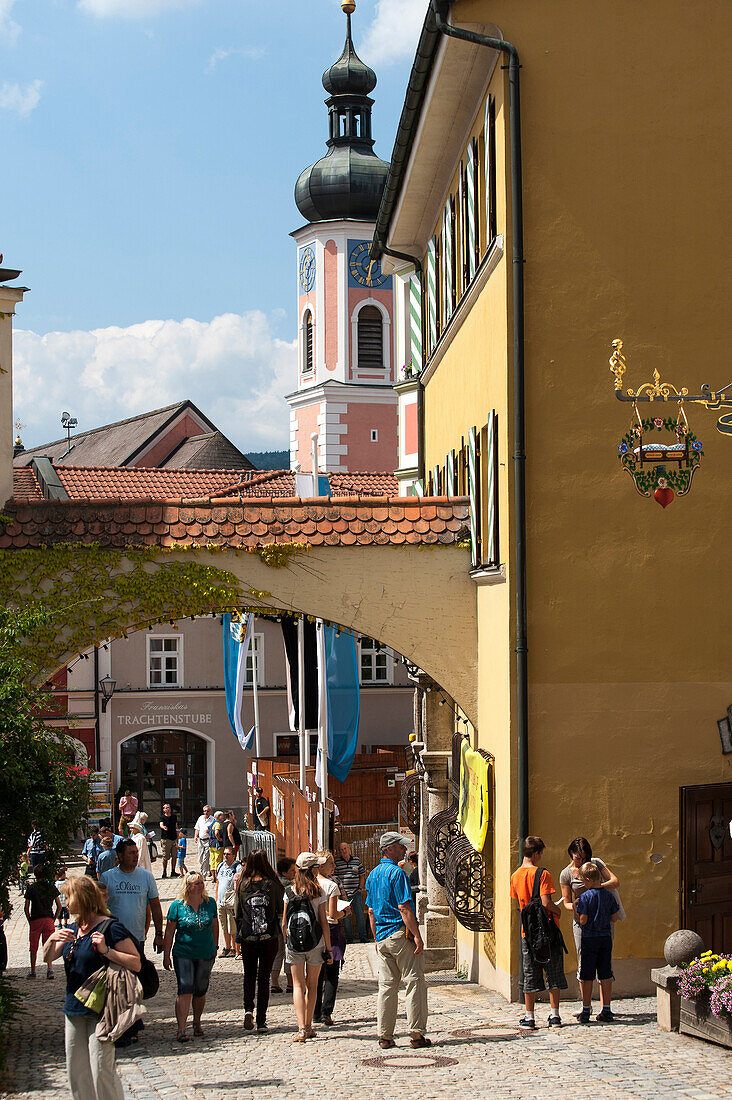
left=2, top=868, right=730, bottom=1100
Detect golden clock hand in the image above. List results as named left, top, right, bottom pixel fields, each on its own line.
left=367, top=259, right=375, bottom=283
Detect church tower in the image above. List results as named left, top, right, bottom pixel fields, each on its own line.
left=287, top=0, right=398, bottom=475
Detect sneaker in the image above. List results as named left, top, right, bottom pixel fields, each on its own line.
left=596, top=1008, right=615, bottom=1022
left=547, top=1015, right=562, bottom=1028
left=46, top=969, right=54, bottom=980
left=161, top=871, right=167, bottom=880
left=576, top=1008, right=592, bottom=1024
left=322, top=1015, right=334, bottom=1027
left=26, top=970, right=36, bottom=979
left=257, top=1024, right=269, bottom=1034
left=243, top=1012, right=255, bottom=1031
left=170, top=872, right=178, bottom=878
left=518, top=1016, right=536, bottom=1030
left=312, top=1016, right=322, bottom=1025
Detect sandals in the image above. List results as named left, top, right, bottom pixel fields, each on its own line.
left=193, top=1025, right=204, bottom=1037
left=410, top=1034, right=432, bottom=1049
left=304, top=1025, right=317, bottom=1039
left=293, top=1028, right=308, bottom=1043
left=176, top=1032, right=189, bottom=1043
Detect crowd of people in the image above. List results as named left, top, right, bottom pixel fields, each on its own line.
left=9, top=799, right=624, bottom=1100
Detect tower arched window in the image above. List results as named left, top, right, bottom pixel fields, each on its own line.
left=357, top=305, right=383, bottom=368
left=303, top=310, right=314, bottom=374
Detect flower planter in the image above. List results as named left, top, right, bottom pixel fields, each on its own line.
left=679, top=996, right=732, bottom=1049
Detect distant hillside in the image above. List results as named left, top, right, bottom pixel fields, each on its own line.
left=245, top=450, right=289, bottom=471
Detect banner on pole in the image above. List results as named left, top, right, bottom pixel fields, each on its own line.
left=223, top=612, right=254, bottom=751
left=281, top=617, right=318, bottom=732
left=317, top=624, right=360, bottom=785
left=458, top=739, right=492, bottom=851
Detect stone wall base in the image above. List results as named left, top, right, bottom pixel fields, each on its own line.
left=422, top=946, right=456, bottom=973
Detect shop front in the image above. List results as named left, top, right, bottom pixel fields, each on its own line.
left=119, top=728, right=209, bottom=826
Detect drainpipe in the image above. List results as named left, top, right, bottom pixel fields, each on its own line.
left=371, top=239, right=427, bottom=483
left=93, top=645, right=100, bottom=769
left=432, top=1, right=528, bottom=844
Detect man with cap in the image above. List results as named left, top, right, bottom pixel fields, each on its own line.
left=365, top=831, right=429, bottom=1050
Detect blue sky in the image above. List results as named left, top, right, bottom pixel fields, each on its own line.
left=3, top=0, right=425, bottom=450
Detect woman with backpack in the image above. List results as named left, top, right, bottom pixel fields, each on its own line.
left=234, top=849, right=284, bottom=1033
left=283, top=852, right=333, bottom=1042
left=43, top=874, right=140, bottom=1099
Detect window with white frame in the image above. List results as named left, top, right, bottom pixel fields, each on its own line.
left=244, top=633, right=264, bottom=686
left=147, top=635, right=182, bottom=688
left=359, top=637, right=393, bottom=684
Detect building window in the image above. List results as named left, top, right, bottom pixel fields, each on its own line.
left=303, top=310, right=314, bottom=374
left=360, top=637, right=393, bottom=684
left=371, top=429, right=378, bottom=442
left=244, top=633, right=264, bottom=686
left=276, top=733, right=319, bottom=757
left=147, top=635, right=182, bottom=688
left=357, top=305, right=383, bottom=368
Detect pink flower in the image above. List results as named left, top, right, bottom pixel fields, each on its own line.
left=653, top=417, right=664, bottom=428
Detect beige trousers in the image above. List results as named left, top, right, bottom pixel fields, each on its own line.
left=375, top=929, right=428, bottom=1039
left=65, top=1014, right=124, bottom=1100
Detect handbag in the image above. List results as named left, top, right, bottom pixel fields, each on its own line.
left=73, top=966, right=108, bottom=1014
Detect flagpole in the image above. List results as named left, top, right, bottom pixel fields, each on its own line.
left=297, top=614, right=306, bottom=792
left=317, top=618, right=329, bottom=847
left=252, top=645, right=261, bottom=758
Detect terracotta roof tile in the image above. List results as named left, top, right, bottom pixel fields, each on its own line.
left=0, top=496, right=472, bottom=552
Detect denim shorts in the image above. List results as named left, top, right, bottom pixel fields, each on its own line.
left=173, top=955, right=215, bottom=997
left=519, top=936, right=568, bottom=994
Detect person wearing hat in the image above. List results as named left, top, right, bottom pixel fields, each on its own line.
left=365, top=831, right=429, bottom=1050
left=282, top=852, right=333, bottom=1042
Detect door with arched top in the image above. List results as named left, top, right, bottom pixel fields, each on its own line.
left=119, top=729, right=207, bottom=826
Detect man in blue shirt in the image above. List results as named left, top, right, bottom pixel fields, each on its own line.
left=365, top=831, right=429, bottom=1050
left=100, top=839, right=163, bottom=950
left=81, top=828, right=103, bottom=880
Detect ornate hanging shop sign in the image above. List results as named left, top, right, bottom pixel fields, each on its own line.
left=458, top=739, right=492, bottom=851
left=607, top=338, right=732, bottom=507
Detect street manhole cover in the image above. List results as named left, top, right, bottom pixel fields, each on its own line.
left=362, top=1053, right=459, bottom=1069
left=451, top=1024, right=527, bottom=1040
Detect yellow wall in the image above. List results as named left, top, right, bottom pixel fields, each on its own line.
left=422, top=0, right=732, bottom=994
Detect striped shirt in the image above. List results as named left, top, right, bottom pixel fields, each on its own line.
left=365, top=858, right=414, bottom=942
left=334, top=855, right=364, bottom=900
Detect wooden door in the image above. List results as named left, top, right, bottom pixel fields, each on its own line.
left=681, top=782, right=732, bottom=951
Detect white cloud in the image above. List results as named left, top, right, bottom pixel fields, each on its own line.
left=0, top=0, right=19, bottom=43
left=78, top=0, right=200, bottom=17
left=0, top=79, right=42, bottom=116
left=206, top=45, right=266, bottom=73
left=360, top=0, right=425, bottom=67
left=14, top=311, right=296, bottom=451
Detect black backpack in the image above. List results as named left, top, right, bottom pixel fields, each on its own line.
left=238, top=880, right=280, bottom=943
left=285, top=888, right=321, bottom=953
left=96, top=919, right=159, bottom=1000
left=521, top=868, right=566, bottom=964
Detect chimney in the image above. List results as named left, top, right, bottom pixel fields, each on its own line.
left=0, top=262, right=28, bottom=506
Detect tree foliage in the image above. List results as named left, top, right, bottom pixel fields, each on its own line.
left=0, top=606, right=89, bottom=910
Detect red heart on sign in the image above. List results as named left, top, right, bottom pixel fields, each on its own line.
left=654, top=487, right=674, bottom=508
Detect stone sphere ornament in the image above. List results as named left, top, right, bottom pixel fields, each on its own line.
left=663, top=929, right=705, bottom=967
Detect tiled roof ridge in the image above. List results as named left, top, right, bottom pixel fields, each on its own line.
left=9, top=493, right=468, bottom=507
left=53, top=463, right=258, bottom=478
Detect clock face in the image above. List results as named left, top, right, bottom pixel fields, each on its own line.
left=348, top=241, right=389, bottom=288
left=299, top=246, right=316, bottom=293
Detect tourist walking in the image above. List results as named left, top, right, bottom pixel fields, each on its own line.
left=271, top=857, right=295, bottom=995
left=407, top=852, right=420, bottom=904
left=117, top=790, right=138, bottom=836
left=334, top=841, right=368, bottom=943
left=314, top=849, right=348, bottom=1026
left=129, top=822, right=153, bottom=874
left=365, top=832, right=429, bottom=1049
left=283, top=852, right=332, bottom=1042
left=55, top=864, right=70, bottom=928
left=159, top=803, right=178, bottom=879
left=163, top=871, right=219, bottom=1042
left=226, top=811, right=242, bottom=861
left=193, top=805, right=215, bottom=878
left=43, top=873, right=140, bottom=1100
left=96, top=837, right=116, bottom=877
left=235, top=849, right=284, bottom=1033
left=559, top=836, right=621, bottom=989
left=27, top=824, right=46, bottom=869
left=510, top=835, right=567, bottom=1029
left=177, top=829, right=189, bottom=874
left=100, top=839, right=164, bottom=952
left=24, top=857, right=61, bottom=979
left=209, top=812, right=226, bottom=879
left=574, top=862, right=620, bottom=1022
left=253, top=787, right=270, bottom=831
left=215, top=845, right=241, bottom=957
left=82, top=828, right=102, bottom=879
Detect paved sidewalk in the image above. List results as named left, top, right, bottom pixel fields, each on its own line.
left=1, top=871, right=730, bottom=1099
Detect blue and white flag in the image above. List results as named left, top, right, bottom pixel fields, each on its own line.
left=223, top=612, right=254, bottom=751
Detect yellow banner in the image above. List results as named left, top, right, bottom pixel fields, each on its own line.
left=458, top=739, right=491, bottom=851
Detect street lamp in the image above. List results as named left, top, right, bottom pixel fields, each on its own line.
left=99, top=674, right=117, bottom=713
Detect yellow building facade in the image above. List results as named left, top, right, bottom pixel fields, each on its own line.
left=375, top=0, right=732, bottom=997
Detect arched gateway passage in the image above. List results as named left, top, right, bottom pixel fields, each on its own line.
left=0, top=494, right=477, bottom=723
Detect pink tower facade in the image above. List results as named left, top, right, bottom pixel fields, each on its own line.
left=286, top=9, right=397, bottom=475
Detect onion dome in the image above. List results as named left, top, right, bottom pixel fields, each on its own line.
left=295, top=2, right=388, bottom=224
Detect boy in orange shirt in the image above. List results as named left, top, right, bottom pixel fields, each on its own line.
left=510, top=835, right=567, bottom=1029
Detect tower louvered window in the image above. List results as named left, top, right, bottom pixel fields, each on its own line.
left=303, top=311, right=314, bottom=373
left=357, top=305, right=383, bottom=368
